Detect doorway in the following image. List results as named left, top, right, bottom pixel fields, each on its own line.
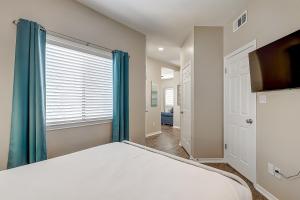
left=145, top=58, right=181, bottom=137
left=224, top=40, right=257, bottom=183
left=145, top=57, right=186, bottom=160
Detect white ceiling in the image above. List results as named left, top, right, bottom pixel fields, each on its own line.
left=77, top=0, right=248, bottom=65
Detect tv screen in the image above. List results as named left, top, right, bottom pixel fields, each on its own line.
left=249, top=30, right=300, bottom=92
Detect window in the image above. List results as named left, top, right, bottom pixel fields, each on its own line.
left=161, top=67, right=174, bottom=80
left=165, top=88, right=174, bottom=107
left=46, top=36, right=113, bottom=129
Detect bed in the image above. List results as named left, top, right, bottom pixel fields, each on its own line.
left=0, top=141, right=252, bottom=200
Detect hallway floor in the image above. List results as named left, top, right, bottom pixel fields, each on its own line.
left=146, top=125, right=189, bottom=159
left=146, top=125, right=267, bottom=200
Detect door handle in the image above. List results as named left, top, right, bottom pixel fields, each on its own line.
left=246, top=119, right=253, bottom=124
left=180, top=111, right=184, bottom=114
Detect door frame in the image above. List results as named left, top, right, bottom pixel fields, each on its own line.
left=180, top=60, right=192, bottom=156
left=223, top=40, right=257, bottom=183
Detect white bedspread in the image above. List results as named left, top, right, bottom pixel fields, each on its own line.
left=0, top=142, right=251, bottom=200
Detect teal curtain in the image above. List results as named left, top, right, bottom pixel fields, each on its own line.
left=112, top=50, right=129, bottom=142
left=7, top=19, right=47, bottom=169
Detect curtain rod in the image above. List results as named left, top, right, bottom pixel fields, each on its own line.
left=12, top=19, right=118, bottom=55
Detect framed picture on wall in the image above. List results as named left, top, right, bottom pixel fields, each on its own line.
left=151, top=82, right=158, bottom=107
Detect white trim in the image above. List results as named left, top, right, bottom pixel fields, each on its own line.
left=224, top=40, right=257, bottom=183
left=146, top=131, right=162, bottom=138
left=193, top=158, right=226, bottom=163
left=224, top=40, right=257, bottom=60
left=47, top=119, right=112, bottom=131
left=254, top=184, right=279, bottom=200
left=46, top=34, right=112, bottom=59
left=173, top=126, right=180, bottom=129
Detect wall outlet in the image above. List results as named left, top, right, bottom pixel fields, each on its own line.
left=268, top=162, right=282, bottom=179
left=274, top=167, right=281, bottom=179
left=268, top=162, right=275, bottom=176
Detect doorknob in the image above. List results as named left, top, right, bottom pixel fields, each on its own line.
left=180, top=111, right=184, bottom=114
left=246, top=119, right=253, bottom=124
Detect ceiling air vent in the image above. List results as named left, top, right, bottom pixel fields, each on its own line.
left=233, top=11, right=247, bottom=32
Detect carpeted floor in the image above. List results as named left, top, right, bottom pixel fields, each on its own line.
left=146, top=125, right=267, bottom=200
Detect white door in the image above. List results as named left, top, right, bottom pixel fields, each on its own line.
left=181, top=62, right=192, bottom=155
left=145, top=80, right=150, bottom=135
left=224, top=41, right=257, bottom=183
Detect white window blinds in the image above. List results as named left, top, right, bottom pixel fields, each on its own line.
left=46, top=37, right=113, bottom=128
left=165, top=88, right=174, bottom=107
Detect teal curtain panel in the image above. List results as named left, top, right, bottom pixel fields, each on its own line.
left=7, top=19, right=47, bottom=169
left=112, top=50, right=129, bottom=142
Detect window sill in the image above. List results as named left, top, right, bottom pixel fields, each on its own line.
left=46, top=119, right=112, bottom=131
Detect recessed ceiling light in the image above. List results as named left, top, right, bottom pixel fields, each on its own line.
left=158, top=47, right=164, bottom=52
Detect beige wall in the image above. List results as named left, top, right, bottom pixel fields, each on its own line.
left=181, top=28, right=223, bottom=158
left=0, top=0, right=146, bottom=170
left=146, top=58, right=162, bottom=135
left=193, top=27, right=224, bottom=158
left=224, top=0, right=300, bottom=199
left=47, top=123, right=112, bottom=158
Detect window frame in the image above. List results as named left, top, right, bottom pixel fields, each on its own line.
left=164, top=87, right=174, bottom=107
left=46, top=34, right=113, bottom=131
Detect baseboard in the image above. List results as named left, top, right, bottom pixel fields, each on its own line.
left=146, top=131, right=161, bottom=137
left=254, top=184, right=279, bottom=200
left=173, top=126, right=180, bottom=129
left=193, top=158, right=226, bottom=163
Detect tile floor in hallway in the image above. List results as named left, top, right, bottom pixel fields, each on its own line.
left=145, top=125, right=267, bottom=200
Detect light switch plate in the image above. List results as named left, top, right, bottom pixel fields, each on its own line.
left=259, top=94, right=267, bottom=104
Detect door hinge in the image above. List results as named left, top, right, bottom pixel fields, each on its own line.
left=225, top=68, right=228, bottom=74
left=225, top=144, right=228, bottom=150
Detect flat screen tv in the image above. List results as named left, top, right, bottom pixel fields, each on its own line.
left=249, top=30, right=300, bottom=92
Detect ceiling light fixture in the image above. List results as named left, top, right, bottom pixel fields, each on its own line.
left=158, top=47, right=164, bottom=52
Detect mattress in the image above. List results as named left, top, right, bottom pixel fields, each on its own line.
left=0, top=142, right=252, bottom=200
